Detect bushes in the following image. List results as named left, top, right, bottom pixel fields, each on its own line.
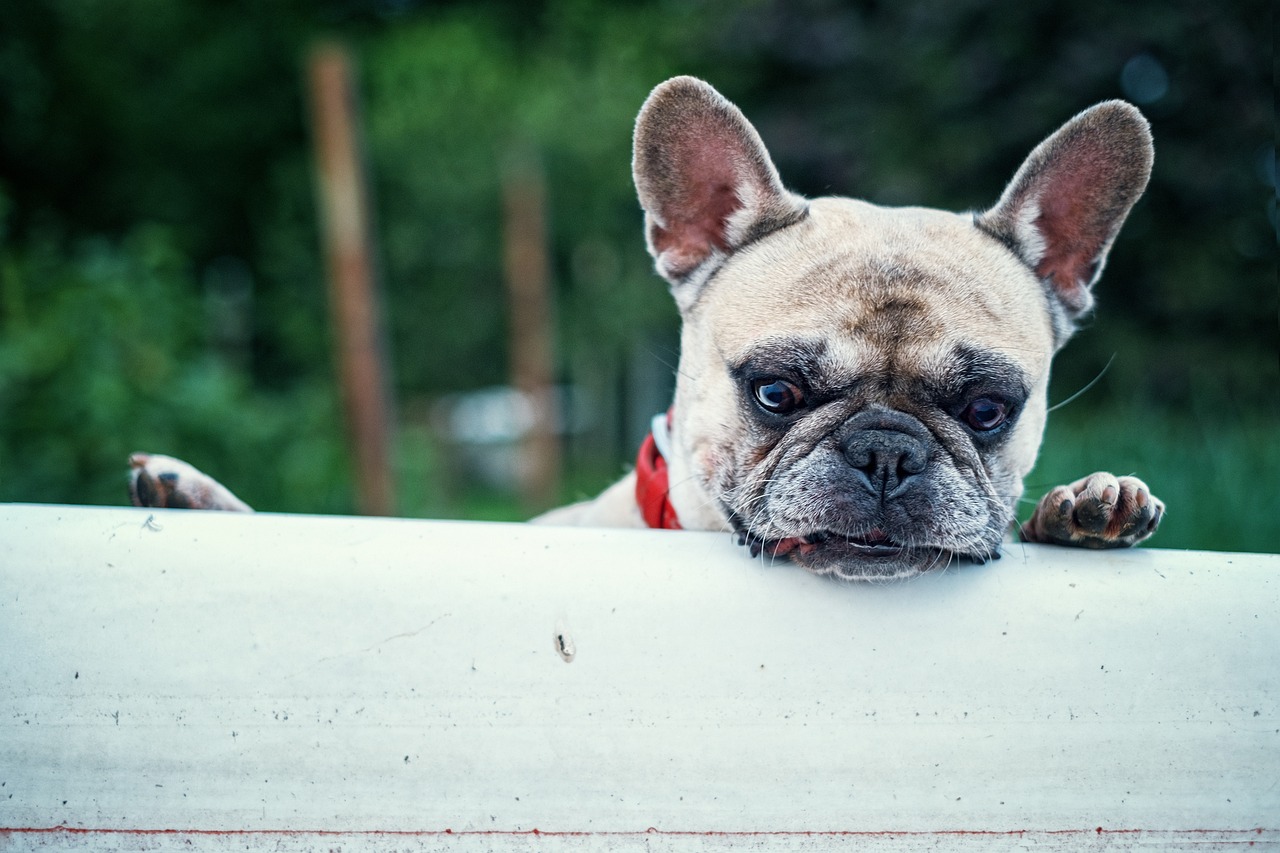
left=0, top=1, right=1273, bottom=549
left=0, top=223, right=350, bottom=512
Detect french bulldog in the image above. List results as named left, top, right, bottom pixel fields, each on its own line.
left=131, top=76, right=1164, bottom=579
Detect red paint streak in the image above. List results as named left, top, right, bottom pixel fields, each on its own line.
left=0, top=826, right=1271, bottom=839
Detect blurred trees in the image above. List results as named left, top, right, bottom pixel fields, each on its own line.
left=0, top=223, right=349, bottom=510
left=0, top=0, right=1273, bottom=539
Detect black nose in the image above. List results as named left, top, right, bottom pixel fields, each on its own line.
left=841, top=428, right=928, bottom=496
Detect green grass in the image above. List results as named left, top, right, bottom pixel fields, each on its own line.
left=1020, top=404, right=1279, bottom=554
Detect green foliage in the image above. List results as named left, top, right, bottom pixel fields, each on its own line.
left=359, top=6, right=689, bottom=395
left=0, top=223, right=351, bottom=512
left=0, top=0, right=1273, bottom=551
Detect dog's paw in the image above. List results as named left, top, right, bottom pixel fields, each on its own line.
left=1021, top=472, right=1163, bottom=548
left=128, top=452, right=253, bottom=512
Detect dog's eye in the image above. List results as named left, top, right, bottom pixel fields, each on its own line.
left=962, top=397, right=1009, bottom=431
left=752, top=377, right=804, bottom=414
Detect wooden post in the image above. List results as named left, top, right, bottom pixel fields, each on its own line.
left=502, top=148, right=561, bottom=513
left=306, top=41, right=395, bottom=516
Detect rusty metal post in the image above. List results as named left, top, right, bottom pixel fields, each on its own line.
left=306, top=41, right=396, bottom=516
left=501, top=148, right=561, bottom=513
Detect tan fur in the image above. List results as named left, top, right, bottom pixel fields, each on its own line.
left=666, top=199, right=1056, bottom=534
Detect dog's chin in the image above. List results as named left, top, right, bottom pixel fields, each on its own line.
left=737, top=528, right=997, bottom=581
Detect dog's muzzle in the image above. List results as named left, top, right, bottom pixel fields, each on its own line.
left=838, top=409, right=931, bottom=498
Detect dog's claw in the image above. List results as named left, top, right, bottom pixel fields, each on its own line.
left=1022, top=472, right=1163, bottom=548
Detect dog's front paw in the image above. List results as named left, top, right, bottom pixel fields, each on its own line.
left=128, top=452, right=253, bottom=512
left=1021, top=472, right=1163, bottom=548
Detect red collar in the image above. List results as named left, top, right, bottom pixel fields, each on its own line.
left=634, top=412, right=681, bottom=530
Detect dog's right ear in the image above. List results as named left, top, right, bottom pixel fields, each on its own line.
left=633, top=77, right=808, bottom=309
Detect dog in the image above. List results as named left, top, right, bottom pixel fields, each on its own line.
left=131, top=76, right=1164, bottom=579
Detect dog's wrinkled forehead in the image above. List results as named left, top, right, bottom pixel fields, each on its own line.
left=704, top=198, right=1055, bottom=382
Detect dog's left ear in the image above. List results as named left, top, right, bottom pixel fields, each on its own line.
left=977, top=101, right=1153, bottom=320
left=633, top=76, right=808, bottom=309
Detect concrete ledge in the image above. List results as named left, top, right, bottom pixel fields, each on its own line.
left=1, top=504, right=1276, bottom=851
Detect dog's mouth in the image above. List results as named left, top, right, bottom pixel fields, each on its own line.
left=738, top=528, right=903, bottom=560
left=735, top=526, right=1000, bottom=579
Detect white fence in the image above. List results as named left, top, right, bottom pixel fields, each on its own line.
left=1, top=504, right=1276, bottom=851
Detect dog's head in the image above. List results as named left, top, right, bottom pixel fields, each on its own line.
left=633, top=77, right=1152, bottom=579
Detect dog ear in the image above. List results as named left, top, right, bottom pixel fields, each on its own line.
left=633, top=76, right=808, bottom=308
left=977, top=101, right=1153, bottom=320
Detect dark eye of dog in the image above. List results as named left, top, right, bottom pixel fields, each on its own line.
left=962, top=397, right=1009, bottom=431
left=752, top=377, right=804, bottom=414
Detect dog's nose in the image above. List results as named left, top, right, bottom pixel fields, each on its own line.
left=841, top=428, right=928, bottom=497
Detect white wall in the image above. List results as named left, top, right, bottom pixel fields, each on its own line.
left=1, top=504, right=1276, bottom=851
